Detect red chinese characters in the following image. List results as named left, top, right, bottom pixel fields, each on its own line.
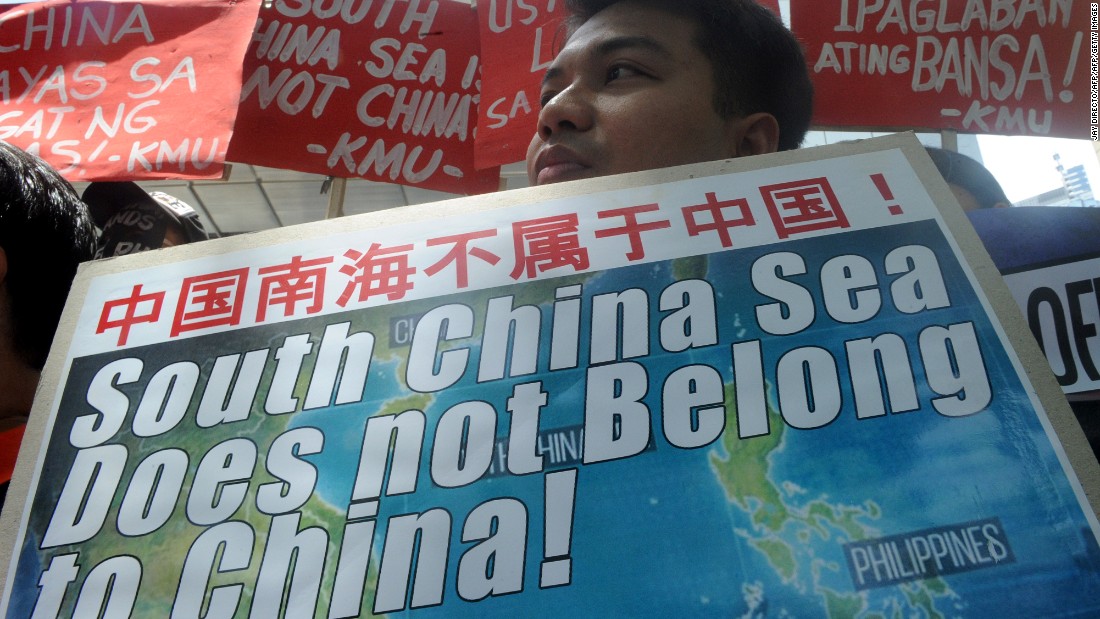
left=510, top=214, right=590, bottom=280
left=761, top=178, right=849, bottom=239
left=682, top=192, right=755, bottom=248
left=595, top=204, right=671, bottom=261
left=337, top=243, right=417, bottom=306
left=258, top=255, right=335, bottom=321
left=171, top=269, right=250, bottom=336
left=424, top=230, right=501, bottom=289
left=90, top=178, right=860, bottom=349
left=97, top=285, right=166, bottom=346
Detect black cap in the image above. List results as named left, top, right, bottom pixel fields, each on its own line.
left=82, top=182, right=209, bottom=258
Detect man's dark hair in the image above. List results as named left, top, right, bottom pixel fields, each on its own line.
left=0, top=141, right=97, bottom=369
left=565, top=0, right=814, bottom=151
left=925, top=146, right=1010, bottom=210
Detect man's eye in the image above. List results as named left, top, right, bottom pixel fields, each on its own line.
left=539, top=91, right=557, bottom=108
left=606, top=65, right=642, bottom=82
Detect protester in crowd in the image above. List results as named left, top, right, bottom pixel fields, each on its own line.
left=526, top=0, right=813, bottom=186
left=925, top=146, right=1011, bottom=212
left=0, top=141, right=97, bottom=505
left=82, top=181, right=210, bottom=258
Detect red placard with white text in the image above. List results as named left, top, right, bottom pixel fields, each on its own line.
left=475, top=0, right=566, bottom=170
left=227, top=0, right=500, bottom=195
left=791, top=0, right=1088, bottom=138
left=0, top=0, right=261, bottom=180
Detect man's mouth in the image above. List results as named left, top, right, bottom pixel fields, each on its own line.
left=535, top=146, right=591, bottom=185
left=537, top=161, right=589, bottom=185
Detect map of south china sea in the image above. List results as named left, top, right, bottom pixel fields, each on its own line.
left=15, top=221, right=1100, bottom=618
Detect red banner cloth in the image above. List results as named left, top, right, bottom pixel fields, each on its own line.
left=792, top=0, right=1088, bottom=139
left=0, top=0, right=261, bottom=180
left=474, top=0, right=566, bottom=170
left=228, top=1, right=500, bottom=195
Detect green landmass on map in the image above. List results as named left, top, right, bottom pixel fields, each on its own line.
left=710, top=369, right=955, bottom=617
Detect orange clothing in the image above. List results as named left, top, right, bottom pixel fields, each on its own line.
left=0, top=423, right=26, bottom=486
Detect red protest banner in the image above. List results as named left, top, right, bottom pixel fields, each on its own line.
left=0, top=0, right=261, bottom=180
left=474, top=0, right=566, bottom=170
left=791, top=0, right=1087, bottom=139
left=228, top=0, right=500, bottom=195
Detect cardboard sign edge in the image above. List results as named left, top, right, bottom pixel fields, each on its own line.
left=2, top=132, right=1096, bottom=603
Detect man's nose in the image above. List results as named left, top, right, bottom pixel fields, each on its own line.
left=537, top=85, right=594, bottom=140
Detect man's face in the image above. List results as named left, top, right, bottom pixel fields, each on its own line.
left=161, top=222, right=187, bottom=248
left=526, top=2, right=743, bottom=186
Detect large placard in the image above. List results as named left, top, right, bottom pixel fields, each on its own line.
left=2, top=134, right=1098, bottom=617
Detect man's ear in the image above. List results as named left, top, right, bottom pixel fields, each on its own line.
left=726, top=112, right=780, bottom=157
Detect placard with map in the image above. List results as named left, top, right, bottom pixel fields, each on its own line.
left=1, top=134, right=1098, bottom=618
